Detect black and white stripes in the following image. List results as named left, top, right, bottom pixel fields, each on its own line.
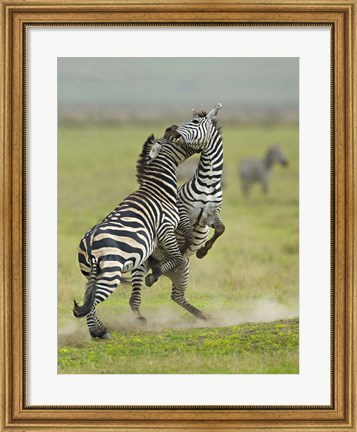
left=129, top=104, right=225, bottom=322
left=74, top=134, right=197, bottom=338
left=174, top=103, right=225, bottom=260
left=73, top=104, right=225, bottom=337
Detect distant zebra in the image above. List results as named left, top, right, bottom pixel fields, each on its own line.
left=74, top=134, right=199, bottom=338
left=238, top=144, right=288, bottom=196
left=129, top=103, right=225, bottom=322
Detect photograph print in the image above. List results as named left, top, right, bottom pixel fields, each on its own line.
left=57, top=57, right=299, bottom=374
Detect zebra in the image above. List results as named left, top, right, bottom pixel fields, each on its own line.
left=177, top=158, right=226, bottom=188
left=74, top=133, right=199, bottom=338
left=129, top=103, right=225, bottom=322
left=238, top=144, right=288, bottom=196
left=170, top=103, right=225, bottom=260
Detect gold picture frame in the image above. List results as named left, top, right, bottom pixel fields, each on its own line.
left=1, top=0, right=356, bottom=430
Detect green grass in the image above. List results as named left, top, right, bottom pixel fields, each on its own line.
left=58, top=122, right=299, bottom=374
left=58, top=318, right=298, bottom=374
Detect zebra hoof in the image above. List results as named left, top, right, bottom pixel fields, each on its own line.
left=137, top=316, right=147, bottom=324
left=145, top=273, right=157, bottom=287
left=196, top=248, right=208, bottom=259
left=195, top=311, right=211, bottom=321
left=101, top=332, right=111, bottom=339
left=90, top=328, right=110, bottom=339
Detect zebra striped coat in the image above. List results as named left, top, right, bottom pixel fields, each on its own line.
left=130, top=104, right=225, bottom=322
left=239, top=144, right=288, bottom=196
left=170, top=103, right=225, bottom=260
left=74, top=134, right=198, bottom=338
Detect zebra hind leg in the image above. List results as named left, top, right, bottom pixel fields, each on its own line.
left=168, top=260, right=208, bottom=321
left=130, top=263, right=149, bottom=323
left=262, top=179, right=269, bottom=195
left=171, top=290, right=208, bottom=321
left=86, top=307, right=110, bottom=339
left=73, top=257, right=109, bottom=338
left=86, top=262, right=125, bottom=338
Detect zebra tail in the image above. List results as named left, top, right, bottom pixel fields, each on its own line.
left=118, top=276, right=132, bottom=286
left=73, top=257, right=98, bottom=318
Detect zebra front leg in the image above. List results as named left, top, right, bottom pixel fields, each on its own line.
left=130, top=263, right=149, bottom=323
left=178, top=203, right=194, bottom=254
left=167, top=259, right=208, bottom=321
left=241, top=179, right=250, bottom=197
left=196, top=210, right=225, bottom=259
left=262, top=178, right=269, bottom=195
left=145, top=225, right=183, bottom=287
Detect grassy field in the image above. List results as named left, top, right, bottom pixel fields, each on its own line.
left=58, top=121, right=299, bottom=374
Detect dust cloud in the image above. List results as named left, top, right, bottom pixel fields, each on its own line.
left=58, top=298, right=298, bottom=346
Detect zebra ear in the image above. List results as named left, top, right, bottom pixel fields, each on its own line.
left=206, top=103, right=222, bottom=121
left=148, top=142, right=162, bottom=163
left=192, top=108, right=196, bottom=118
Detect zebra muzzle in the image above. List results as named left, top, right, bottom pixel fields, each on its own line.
left=175, top=136, right=185, bottom=145
left=164, top=126, right=184, bottom=144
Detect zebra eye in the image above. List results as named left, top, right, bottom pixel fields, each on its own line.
left=192, top=119, right=200, bottom=124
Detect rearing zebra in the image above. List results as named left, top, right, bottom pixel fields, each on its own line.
left=74, top=134, right=198, bottom=338
left=172, top=103, right=225, bottom=260
left=129, top=103, right=225, bottom=321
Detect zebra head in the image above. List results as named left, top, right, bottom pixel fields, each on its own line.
left=266, top=144, right=288, bottom=168
left=146, top=133, right=200, bottom=164
left=136, top=134, right=200, bottom=186
left=167, top=103, right=222, bottom=150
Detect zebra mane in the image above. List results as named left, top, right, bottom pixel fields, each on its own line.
left=135, top=134, right=202, bottom=186
left=196, top=111, right=222, bottom=132
left=136, top=134, right=157, bottom=185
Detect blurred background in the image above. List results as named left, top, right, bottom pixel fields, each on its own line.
left=58, top=57, right=298, bottom=126
left=58, top=58, right=299, bottom=373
